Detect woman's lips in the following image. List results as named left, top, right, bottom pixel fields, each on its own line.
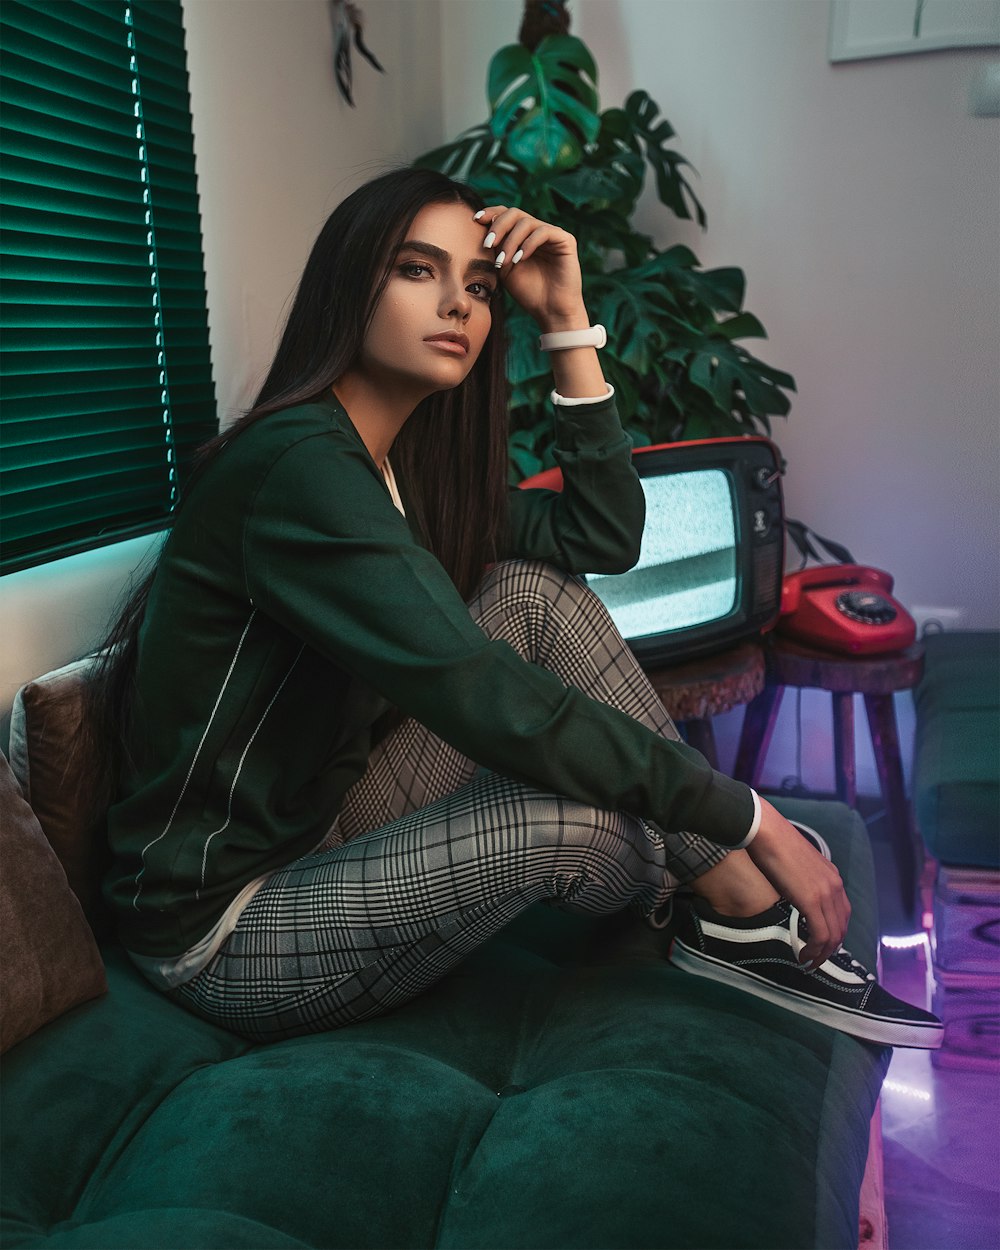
left=424, top=332, right=470, bottom=356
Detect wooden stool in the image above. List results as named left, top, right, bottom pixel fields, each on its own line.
left=645, top=641, right=766, bottom=770
left=734, top=636, right=926, bottom=916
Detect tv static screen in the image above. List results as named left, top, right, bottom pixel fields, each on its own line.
left=587, top=469, right=738, bottom=641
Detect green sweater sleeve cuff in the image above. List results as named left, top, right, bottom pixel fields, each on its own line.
left=682, top=769, right=758, bottom=848
left=552, top=392, right=633, bottom=462
left=506, top=393, right=644, bottom=574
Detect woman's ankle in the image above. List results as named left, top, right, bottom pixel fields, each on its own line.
left=689, top=850, right=779, bottom=918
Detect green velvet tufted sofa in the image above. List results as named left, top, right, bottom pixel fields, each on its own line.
left=1, top=662, right=890, bottom=1250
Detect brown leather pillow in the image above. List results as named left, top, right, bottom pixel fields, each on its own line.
left=7, top=657, right=113, bottom=939
left=0, top=750, right=107, bottom=1054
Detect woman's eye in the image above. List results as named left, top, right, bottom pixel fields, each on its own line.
left=400, top=261, right=432, bottom=278
left=468, top=281, right=496, bottom=303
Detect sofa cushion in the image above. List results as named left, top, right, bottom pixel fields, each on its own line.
left=0, top=751, right=107, bottom=1055
left=913, top=631, right=1000, bottom=868
left=7, top=657, right=114, bottom=937
left=1, top=797, right=887, bottom=1250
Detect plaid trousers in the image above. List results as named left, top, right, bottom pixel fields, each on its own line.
left=173, top=560, right=730, bottom=1041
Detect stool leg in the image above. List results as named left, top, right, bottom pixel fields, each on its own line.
left=681, top=718, right=719, bottom=770
left=832, top=692, right=856, bottom=807
left=733, top=686, right=783, bottom=787
left=865, top=693, right=919, bottom=921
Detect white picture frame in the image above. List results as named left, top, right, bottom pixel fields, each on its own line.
left=829, top=0, right=1000, bottom=62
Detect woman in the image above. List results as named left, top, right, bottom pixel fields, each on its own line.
left=97, top=168, right=940, bottom=1049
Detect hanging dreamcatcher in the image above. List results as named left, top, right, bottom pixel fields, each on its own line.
left=331, top=0, right=385, bottom=107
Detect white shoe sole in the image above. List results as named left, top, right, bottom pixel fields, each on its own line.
left=670, top=939, right=944, bottom=1050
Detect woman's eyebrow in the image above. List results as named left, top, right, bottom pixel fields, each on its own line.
left=399, top=239, right=497, bottom=278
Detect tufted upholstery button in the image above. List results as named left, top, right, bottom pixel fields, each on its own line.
left=497, top=1084, right=527, bottom=1097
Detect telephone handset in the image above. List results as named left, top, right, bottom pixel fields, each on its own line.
left=779, top=563, right=916, bottom=655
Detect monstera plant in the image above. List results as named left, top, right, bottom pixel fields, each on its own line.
left=415, top=30, right=795, bottom=479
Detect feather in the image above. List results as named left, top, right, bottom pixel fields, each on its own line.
left=331, top=0, right=384, bottom=107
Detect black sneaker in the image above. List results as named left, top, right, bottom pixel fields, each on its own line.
left=670, top=897, right=944, bottom=1049
left=644, top=819, right=830, bottom=932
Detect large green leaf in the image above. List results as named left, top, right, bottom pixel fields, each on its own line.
left=465, top=164, right=525, bottom=206
left=581, top=107, right=647, bottom=215
left=488, top=36, right=600, bottom=172
left=675, top=264, right=746, bottom=314
left=506, top=306, right=549, bottom=387
left=716, top=312, right=767, bottom=341
left=574, top=210, right=652, bottom=270
left=415, top=124, right=497, bottom=181
left=548, top=161, right=636, bottom=210
left=589, top=273, right=681, bottom=373
left=624, top=91, right=706, bottom=227
left=687, top=338, right=795, bottom=419
left=628, top=249, right=743, bottom=323
left=508, top=425, right=547, bottom=480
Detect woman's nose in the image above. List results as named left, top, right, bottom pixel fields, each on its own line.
left=441, top=283, right=472, bottom=320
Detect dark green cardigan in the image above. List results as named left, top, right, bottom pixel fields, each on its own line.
left=105, top=393, right=754, bottom=957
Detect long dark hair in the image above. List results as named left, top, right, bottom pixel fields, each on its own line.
left=88, top=167, right=512, bottom=803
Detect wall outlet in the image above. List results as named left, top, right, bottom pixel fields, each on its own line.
left=910, top=605, right=967, bottom=637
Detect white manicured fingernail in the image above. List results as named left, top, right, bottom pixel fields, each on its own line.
left=483, top=231, right=496, bottom=249
left=473, top=210, right=485, bottom=220
left=512, top=249, right=524, bottom=265
left=494, top=251, right=505, bottom=268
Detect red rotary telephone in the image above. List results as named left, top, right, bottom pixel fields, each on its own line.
left=778, top=563, right=916, bottom=655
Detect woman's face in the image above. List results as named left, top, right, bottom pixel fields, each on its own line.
left=354, top=200, right=497, bottom=402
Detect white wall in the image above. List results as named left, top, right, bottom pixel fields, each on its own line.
left=1, top=0, right=446, bottom=733
left=182, top=0, right=447, bottom=425
left=440, top=0, right=1000, bottom=793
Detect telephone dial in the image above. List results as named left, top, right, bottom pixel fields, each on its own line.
left=778, top=563, right=916, bottom=656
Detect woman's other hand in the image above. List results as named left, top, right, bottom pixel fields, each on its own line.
left=474, top=205, right=587, bottom=331
left=745, top=797, right=852, bottom=967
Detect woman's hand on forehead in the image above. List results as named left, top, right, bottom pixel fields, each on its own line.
left=474, top=205, right=589, bottom=332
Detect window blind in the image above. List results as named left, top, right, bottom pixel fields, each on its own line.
left=0, top=0, right=216, bottom=575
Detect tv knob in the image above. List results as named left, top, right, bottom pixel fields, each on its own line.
left=835, top=590, right=898, bottom=625
left=752, top=508, right=771, bottom=538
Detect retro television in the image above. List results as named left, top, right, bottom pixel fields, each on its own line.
left=519, top=436, right=785, bottom=666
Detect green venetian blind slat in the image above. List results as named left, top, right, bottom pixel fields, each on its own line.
left=2, top=97, right=137, bottom=166
left=3, top=364, right=163, bottom=399
left=3, top=421, right=208, bottom=470
left=1, top=228, right=149, bottom=269
left=0, top=0, right=216, bottom=575
left=1, top=16, right=133, bottom=89
left=3, top=0, right=128, bottom=47
left=1, top=282, right=156, bottom=310
left=1, top=152, right=145, bottom=207
left=1, top=207, right=147, bottom=253
left=0, top=178, right=149, bottom=230
left=3, top=409, right=164, bottom=437
left=5, top=409, right=180, bottom=447
left=130, top=3, right=186, bottom=72
left=8, top=494, right=169, bottom=543
left=0, top=66, right=127, bottom=121
left=2, top=254, right=155, bottom=286
left=7, top=478, right=172, bottom=541
left=9, top=430, right=173, bottom=483
left=1, top=324, right=154, bottom=352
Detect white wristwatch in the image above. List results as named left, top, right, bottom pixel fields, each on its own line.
left=538, top=324, right=607, bottom=352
